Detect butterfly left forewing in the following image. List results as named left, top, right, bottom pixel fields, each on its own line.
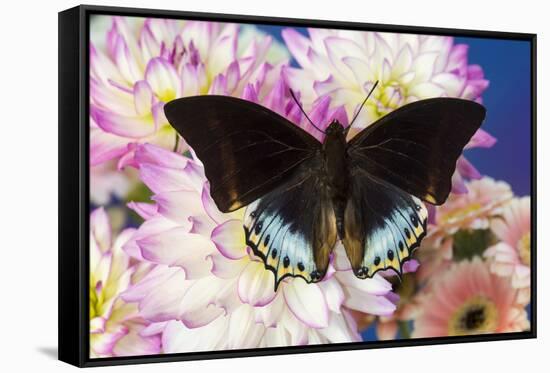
left=343, top=169, right=428, bottom=278
left=347, top=98, right=486, bottom=205
left=243, top=157, right=337, bottom=290
left=164, top=95, right=321, bottom=212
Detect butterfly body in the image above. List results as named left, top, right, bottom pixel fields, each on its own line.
left=321, top=120, right=349, bottom=238
left=164, top=95, right=486, bottom=290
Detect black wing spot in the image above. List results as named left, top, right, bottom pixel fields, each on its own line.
left=271, top=249, right=277, bottom=259
left=254, top=221, right=263, bottom=235
left=387, top=250, right=394, bottom=261
left=399, top=241, right=405, bottom=251
left=310, top=270, right=323, bottom=281
left=297, top=262, right=305, bottom=271
left=415, top=204, right=421, bottom=211
left=374, top=256, right=381, bottom=266
left=404, top=227, right=411, bottom=239
left=410, top=214, right=418, bottom=227
left=283, top=256, right=290, bottom=268
left=354, top=266, right=369, bottom=278
left=264, top=234, right=270, bottom=245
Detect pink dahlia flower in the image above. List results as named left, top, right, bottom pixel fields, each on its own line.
left=282, top=28, right=495, bottom=193
left=90, top=159, right=138, bottom=205
left=484, top=197, right=531, bottom=304
left=412, top=258, right=529, bottom=337
left=89, top=208, right=160, bottom=357
left=89, top=16, right=289, bottom=200
left=120, top=142, right=396, bottom=351
left=415, top=177, right=513, bottom=284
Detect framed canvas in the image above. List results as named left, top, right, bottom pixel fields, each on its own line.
left=58, top=4, right=537, bottom=368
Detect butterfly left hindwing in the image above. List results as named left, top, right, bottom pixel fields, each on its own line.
left=243, top=157, right=337, bottom=290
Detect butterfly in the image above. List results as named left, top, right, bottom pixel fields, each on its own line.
left=164, top=85, right=486, bottom=290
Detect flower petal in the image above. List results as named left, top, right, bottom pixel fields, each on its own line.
left=209, top=253, right=249, bottom=279
left=226, top=305, right=265, bottom=348
left=91, top=207, right=112, bottom=252
left=133, top=80, right=154, bottom=116
left=178, top=277, right=226, bottom=327
left=162, top=318, right=227, bottom=353
left=137, top=228, right=215, bottom=278
left=283, top=280, right=329, bottom=328
left=152, top=190, right=206, bottom=223
left=343, top=288, right=396, bottom=316
left=121, top=266, right=188, bottom=321
left=91, top=105, right=155, bottom=138
left=211, top=219, right=246, bottom=260
left=113, top=34, right=142, bottom=84
left=238, top=261, right=277, bottom=306
left=281, top=28, right=313, bottom=68
left=318, top=280, right=345, bottom=314
left=255, top=292, right=285, bottom=327
left=145, top=57, right=181, bottom=102
left=466, top=128, right=497, bottom=149
left=135, top=143, right=189, bottom=169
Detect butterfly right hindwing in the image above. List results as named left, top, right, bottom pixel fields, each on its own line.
left=343, top=168, right=429, bottom=278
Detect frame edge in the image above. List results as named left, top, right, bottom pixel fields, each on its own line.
left=58, top=5, right=86, bottom=368
left=60, top=4, right=537, bottom=367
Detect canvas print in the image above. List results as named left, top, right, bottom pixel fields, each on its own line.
left=88, top=14, right=532, bottom=358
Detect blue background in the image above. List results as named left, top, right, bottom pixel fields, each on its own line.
left=258, top=26, right=532, bottom=197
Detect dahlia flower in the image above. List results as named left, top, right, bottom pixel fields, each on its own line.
left=89, top=208, right=160, bottom=357
left=282, top=28, right=495, bottom=192
left=412, top=258, right=529, bottom=337
left=484, top=197, right=531, bottom=304
left=120, top=142, right=397, bottom=351
left=90, top=160, right=138, bottom=205
left=89, top=16, right=290, bottom=201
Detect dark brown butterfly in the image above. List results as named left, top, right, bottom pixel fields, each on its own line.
left=164, top=91, right=486, bottom=290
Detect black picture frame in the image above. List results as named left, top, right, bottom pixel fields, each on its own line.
left=58, top=4, right=537, bottom=368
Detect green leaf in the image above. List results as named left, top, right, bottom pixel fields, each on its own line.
left=452, top=229, right=497, bottom=261
left=125, top=182, right=153, bottom=203
left=398, top=321, right=412, bottom=339
left=125, top=182, right=154, bottom=226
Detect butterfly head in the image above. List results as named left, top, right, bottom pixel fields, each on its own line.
left=325, top=120, right=345, bottom=136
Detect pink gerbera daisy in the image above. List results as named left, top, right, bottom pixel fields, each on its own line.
left=484, top=197, right=531, bottom=304
left=412, top=258, right=529, bottom=337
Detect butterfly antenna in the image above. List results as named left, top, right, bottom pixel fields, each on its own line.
left=289, top=89, right=326, bottom=135
left=345, top=80, right=379, bottom=136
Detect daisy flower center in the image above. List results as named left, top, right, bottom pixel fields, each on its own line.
left=440, top=203, right=483, bottom=225
left=448, top=295, right=498, bottom=335
left=518, top=232, right=531, bottom=266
